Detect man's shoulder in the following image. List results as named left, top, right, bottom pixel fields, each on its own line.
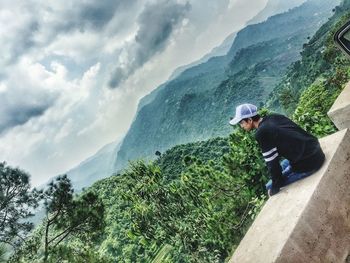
left=255, top=120, right=272, bottom=139
left=265, top=113, right=288, bottom=121
left=260, top=113, right=291, bottom=126
left=258, top=114, right=280, bottom=128
left=255, top=114, right=284, bottom=138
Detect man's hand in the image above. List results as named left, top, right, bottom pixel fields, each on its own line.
left=268, top=186, right=280, bottom=197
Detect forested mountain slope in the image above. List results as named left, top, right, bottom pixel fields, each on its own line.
left=267, top=1, right=350, bottom=115
left=114, top=0, right=339, bottom=172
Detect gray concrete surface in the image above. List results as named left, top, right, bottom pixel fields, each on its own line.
left=229, top=128, right=350, bottom=263
left=328, top=82, right=350, bottom=130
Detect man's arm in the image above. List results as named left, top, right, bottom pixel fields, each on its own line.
left=255, top=128, right=284, bottom=196
left=264, top=152, right=283, bottom=195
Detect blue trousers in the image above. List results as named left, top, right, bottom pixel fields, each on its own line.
left=265, top=159, right=317, bottom=190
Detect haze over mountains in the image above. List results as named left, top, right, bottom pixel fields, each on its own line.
left=65, top=0, right=339, bottom=190
left=248, top=0, right=307, bottom=24
left=66, top=141, right=121, bottom=189
left=169, top=0, right=307, bottom=82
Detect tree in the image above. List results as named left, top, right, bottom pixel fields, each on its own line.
left=42, top=175, right=104, bottom=262
left=124, top=140, right=268, bottom=262
left=0, top=162, right=41, bottom=248
left=0, top=244, right=6, bottom=262
left=293, top=80, right=340, bottom=137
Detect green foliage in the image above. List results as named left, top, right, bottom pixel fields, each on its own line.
left=224, top=129, right=269, bottom=198
left=47, top=241, right=113, bottom=263
left=0, top=162, right=41, bottom=248
left=151, top=244, right=173, bottom=263
left=88, top=170, right=162, bottom=262
left=292, top=80, right=341, bottom=137
left=8, top=226, right=44, bottom=262
left=42, top=176, right=104, bottom=262
left=269, top=4, right=350, bottom=115
left=287, top=8, right=350, bottom=137
left=156, top=137, right=230, bottom=180
left=11, top=176, right=105, bottom=263
left=114, top=128, right=268, bottom=262
left=26, top=128, right=265, bottom=263
left=105, top=127, right=266, bottom=262
left=0, top=244, right=6, bottom=262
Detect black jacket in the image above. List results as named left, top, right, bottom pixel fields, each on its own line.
left=255, top=114, right=325, bottom=195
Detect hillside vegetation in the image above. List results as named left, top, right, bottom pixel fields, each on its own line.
left=269, top=1, right=350, bottom=138
left=5, top=0, right=350, bottom=262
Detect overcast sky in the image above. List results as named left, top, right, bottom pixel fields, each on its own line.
left=0, top=0, right=268, bottom=186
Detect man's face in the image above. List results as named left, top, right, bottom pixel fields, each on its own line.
left=239, top=119, right=253, bottom=131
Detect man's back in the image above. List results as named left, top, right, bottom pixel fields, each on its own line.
left=255, top=114, right=324, bottom=172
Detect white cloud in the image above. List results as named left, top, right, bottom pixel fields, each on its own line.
left=108, top=0, right=190, bottom=88
left=44, top=32, right=101, bottom=61
left=0, top=83, right=8, bottom=93
left=0, top=60, right=104, bottom=186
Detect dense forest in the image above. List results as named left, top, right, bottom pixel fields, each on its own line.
left=2, top=0, right=350, bottom=262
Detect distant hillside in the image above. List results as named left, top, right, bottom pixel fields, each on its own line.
left=139, top=0, right=307, bottom=113
left=267, top=0, right=349, bottom=114
left=65, top=140, right=120, bottom=190
left=167, top=32, right=237, bottom=82
left=247, top=0, right=306, bottom=24
left=166, top=0, right=308, bottom=82
left=114, top=0, right=340, bottom=172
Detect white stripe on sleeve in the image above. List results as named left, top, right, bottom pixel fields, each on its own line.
left=264, top=153, right=279, bottom=162
left=262, top=147, right=277, bottom=156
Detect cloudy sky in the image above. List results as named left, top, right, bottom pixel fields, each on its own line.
left=0, top=0, right=268, bottom=186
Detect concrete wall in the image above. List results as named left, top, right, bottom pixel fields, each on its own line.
left=229, top=82, right=350, bottom=263
left=328, top=81, right=350, bottom=130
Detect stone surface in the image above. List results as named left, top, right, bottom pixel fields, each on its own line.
left=328, top=81, right=350, bottom=130
left=229, top=129, right=350, bottom=263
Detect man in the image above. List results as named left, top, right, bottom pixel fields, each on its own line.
left=229, top=103, right=325, bottom=196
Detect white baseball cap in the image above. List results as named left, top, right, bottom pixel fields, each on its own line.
left=229, top=103, right=258, bottom=125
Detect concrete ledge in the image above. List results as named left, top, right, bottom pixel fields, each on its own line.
left=328, top=81, right=350, bottom=130
left=229, top=129, right=350, bottom=263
